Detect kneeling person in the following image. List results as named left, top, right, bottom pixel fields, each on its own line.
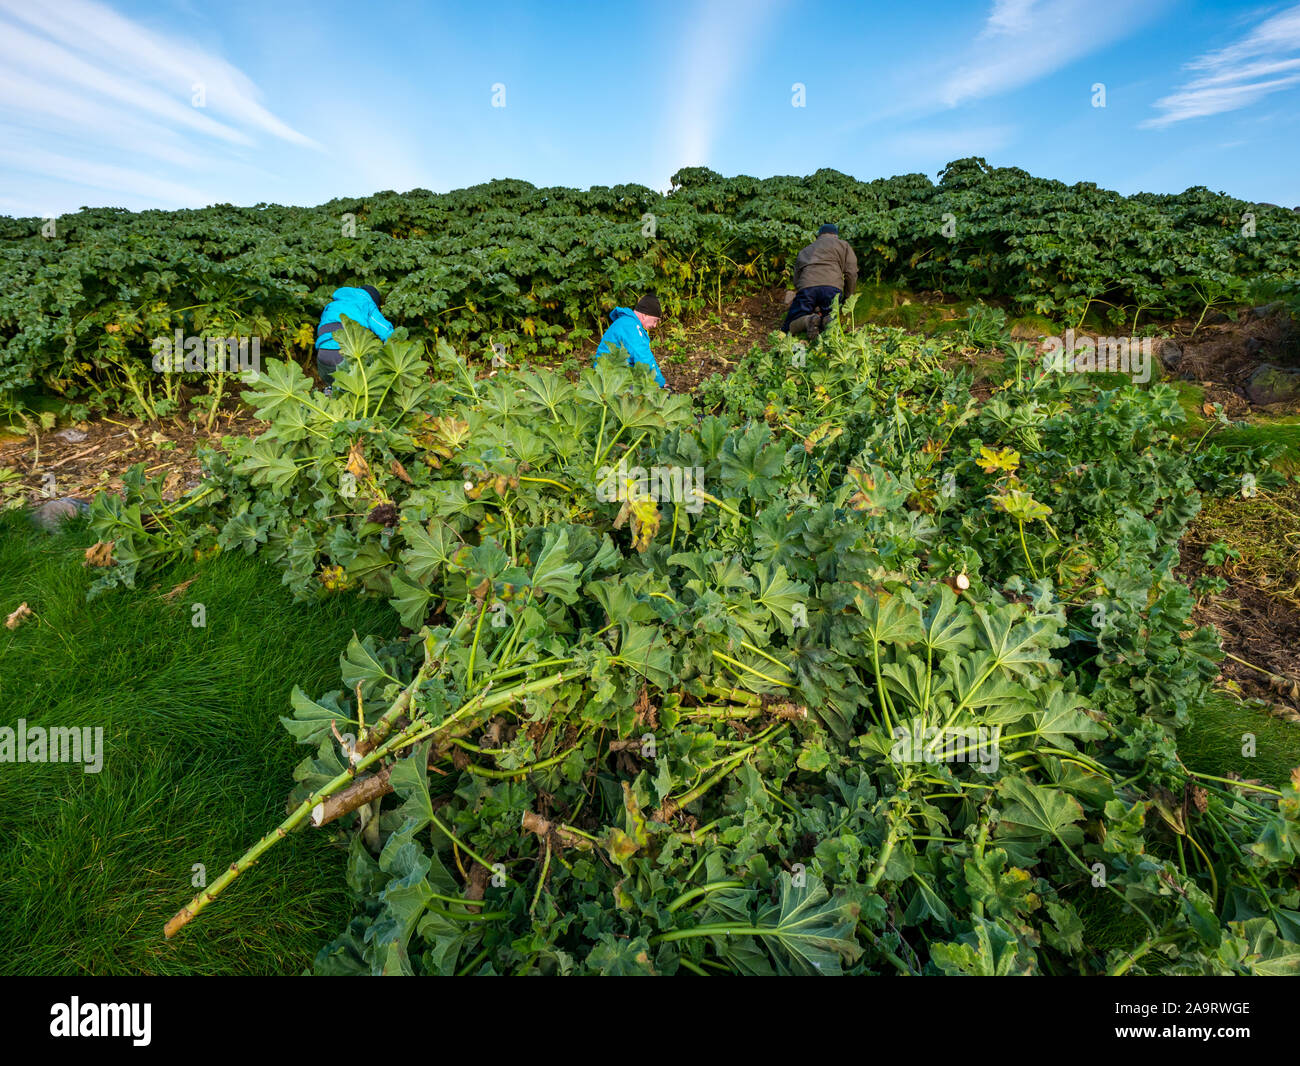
left=783, top=224, right=858, bottom=341
left=594, top=293, right=668, bottom=389
left=315, top=284, right=394, bottom=389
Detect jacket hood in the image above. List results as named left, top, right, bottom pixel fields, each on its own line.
left=609, top=306, right=637, bottom=322
left=331, top=286, right=377, bottom=305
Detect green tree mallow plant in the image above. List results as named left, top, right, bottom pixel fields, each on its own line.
left=4, top=160, right=1297, bottom=415
left=90, top=322, right=1297, bottom=975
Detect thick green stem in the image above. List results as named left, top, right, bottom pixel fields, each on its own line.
left=866, top=819, right=904, bottom=890
left=712, top=650, right=793, bottom=689
left=658, top=726, right=788, bottom=818
left=699, top=682, right=761, bottom=706
left=164, top=669, right=565, bottom=937
left=667, top=881, right=746, bottom=913
left=691, top=488, right=745, bottom=520
left=165, top=707, right=423, bottom=937
left=1017, top=520, right=1039, bottom=580
left=859, top=924, right=916, bottom=975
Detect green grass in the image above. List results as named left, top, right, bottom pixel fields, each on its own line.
left=1170, top=379, right=1300, bottom=472
left=850, top=283, right=1067, bottom=341
left=1178, top=691, right=1299, bottom=790
left=1073, top=693, right=1299, bottom=965
left=0, top=511, right=398, bottom=975
left=850, top=281, right=975, bottom=334
left=1218, top=419, right=1300, bottom=472
left=1008, top=312, right=1059, bottom=337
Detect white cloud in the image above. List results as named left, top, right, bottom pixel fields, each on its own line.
left=0, top=0, right=319, bottom=210
left=986, top=0, right=1040, bottom=36
left=0, top=0, right=318, bottom=148
left=937, top=0, right=1159, bottom=108
left=0, top=141, right=214, bottom=205
left=660, top=0, right=787, bottom=177
left=0, top=21, right=254, bottom=146
left=1144, top=4, right=1300, bottom=126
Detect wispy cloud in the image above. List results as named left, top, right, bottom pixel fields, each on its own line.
left=659, top=0, right=786, bottom=179
left=0, top=0, right=318, bottom=209
left=986, top=0, right=1039, bottom=36
left=0, top=136, right=214, bottom=206
left=936, top=0, right=1160, bottom=109
left=1143, top=4, right=1300, bottom=127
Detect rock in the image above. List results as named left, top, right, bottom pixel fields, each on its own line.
left=29, top=497, right=91, bottom=531
left=1155, top=338, right=1183, bottom=372
left=1203, top=310, right=1231, bottom=325
left=1244, top=336, right=1265, bottom=357
left=55, top=428, right=88, bottom=443
left=1245, top=364, right=1300, bottom=406
left=1250, top=302, right=1284, bottom=318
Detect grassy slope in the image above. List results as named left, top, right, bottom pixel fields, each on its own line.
left=0, top=513, right=398, bottom=975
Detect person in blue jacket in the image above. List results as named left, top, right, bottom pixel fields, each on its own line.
left=594, top=293, right=668, bottom=389
left=315, top=284, right=394, bottom=389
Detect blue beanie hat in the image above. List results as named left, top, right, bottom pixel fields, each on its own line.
left=818, top=224, right=838, bottom=235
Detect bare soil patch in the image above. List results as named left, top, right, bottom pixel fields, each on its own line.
left=1179, top=493, right=1300, bottom=720
left=1, top=410, right=265, bottom=505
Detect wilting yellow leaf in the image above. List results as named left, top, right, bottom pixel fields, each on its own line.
left=84, top=541, right=115, bottom=567
left=346, top=441, right=370, bottom=479
left=803, top=421, right=843, bottom=453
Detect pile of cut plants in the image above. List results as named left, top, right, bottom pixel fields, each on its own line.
left=85, top=316, right=1300, bottom=975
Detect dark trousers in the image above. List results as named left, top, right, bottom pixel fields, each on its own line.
left=782, top=285, right=842, bottom=332
left=316, top=347, right=343, bottom=386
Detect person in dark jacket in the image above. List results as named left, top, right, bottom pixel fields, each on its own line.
left=594, top=293, right=668, bottom=388
left=315, top=285, right=395, bottom=389
left=782, top=224, right=858, bottom=340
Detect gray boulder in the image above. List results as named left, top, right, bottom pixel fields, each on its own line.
left=1245, top=364, right=1300, bottom=406
left=29, top=497, right=91, bottom=531
left=1155, top=338, right=1183, bottom=372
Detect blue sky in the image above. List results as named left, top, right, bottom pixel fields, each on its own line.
left=1, top=0, right=1298, bottom=218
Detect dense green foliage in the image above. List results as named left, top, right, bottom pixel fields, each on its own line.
left=90, top=316, right=1300, bottom=975
left=3, top=158, right=1297, bottom=417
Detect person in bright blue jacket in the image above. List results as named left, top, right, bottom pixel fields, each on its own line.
left=315, top=285, right=394, bottom=389
left=594, top=293, right=668, bottom=389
